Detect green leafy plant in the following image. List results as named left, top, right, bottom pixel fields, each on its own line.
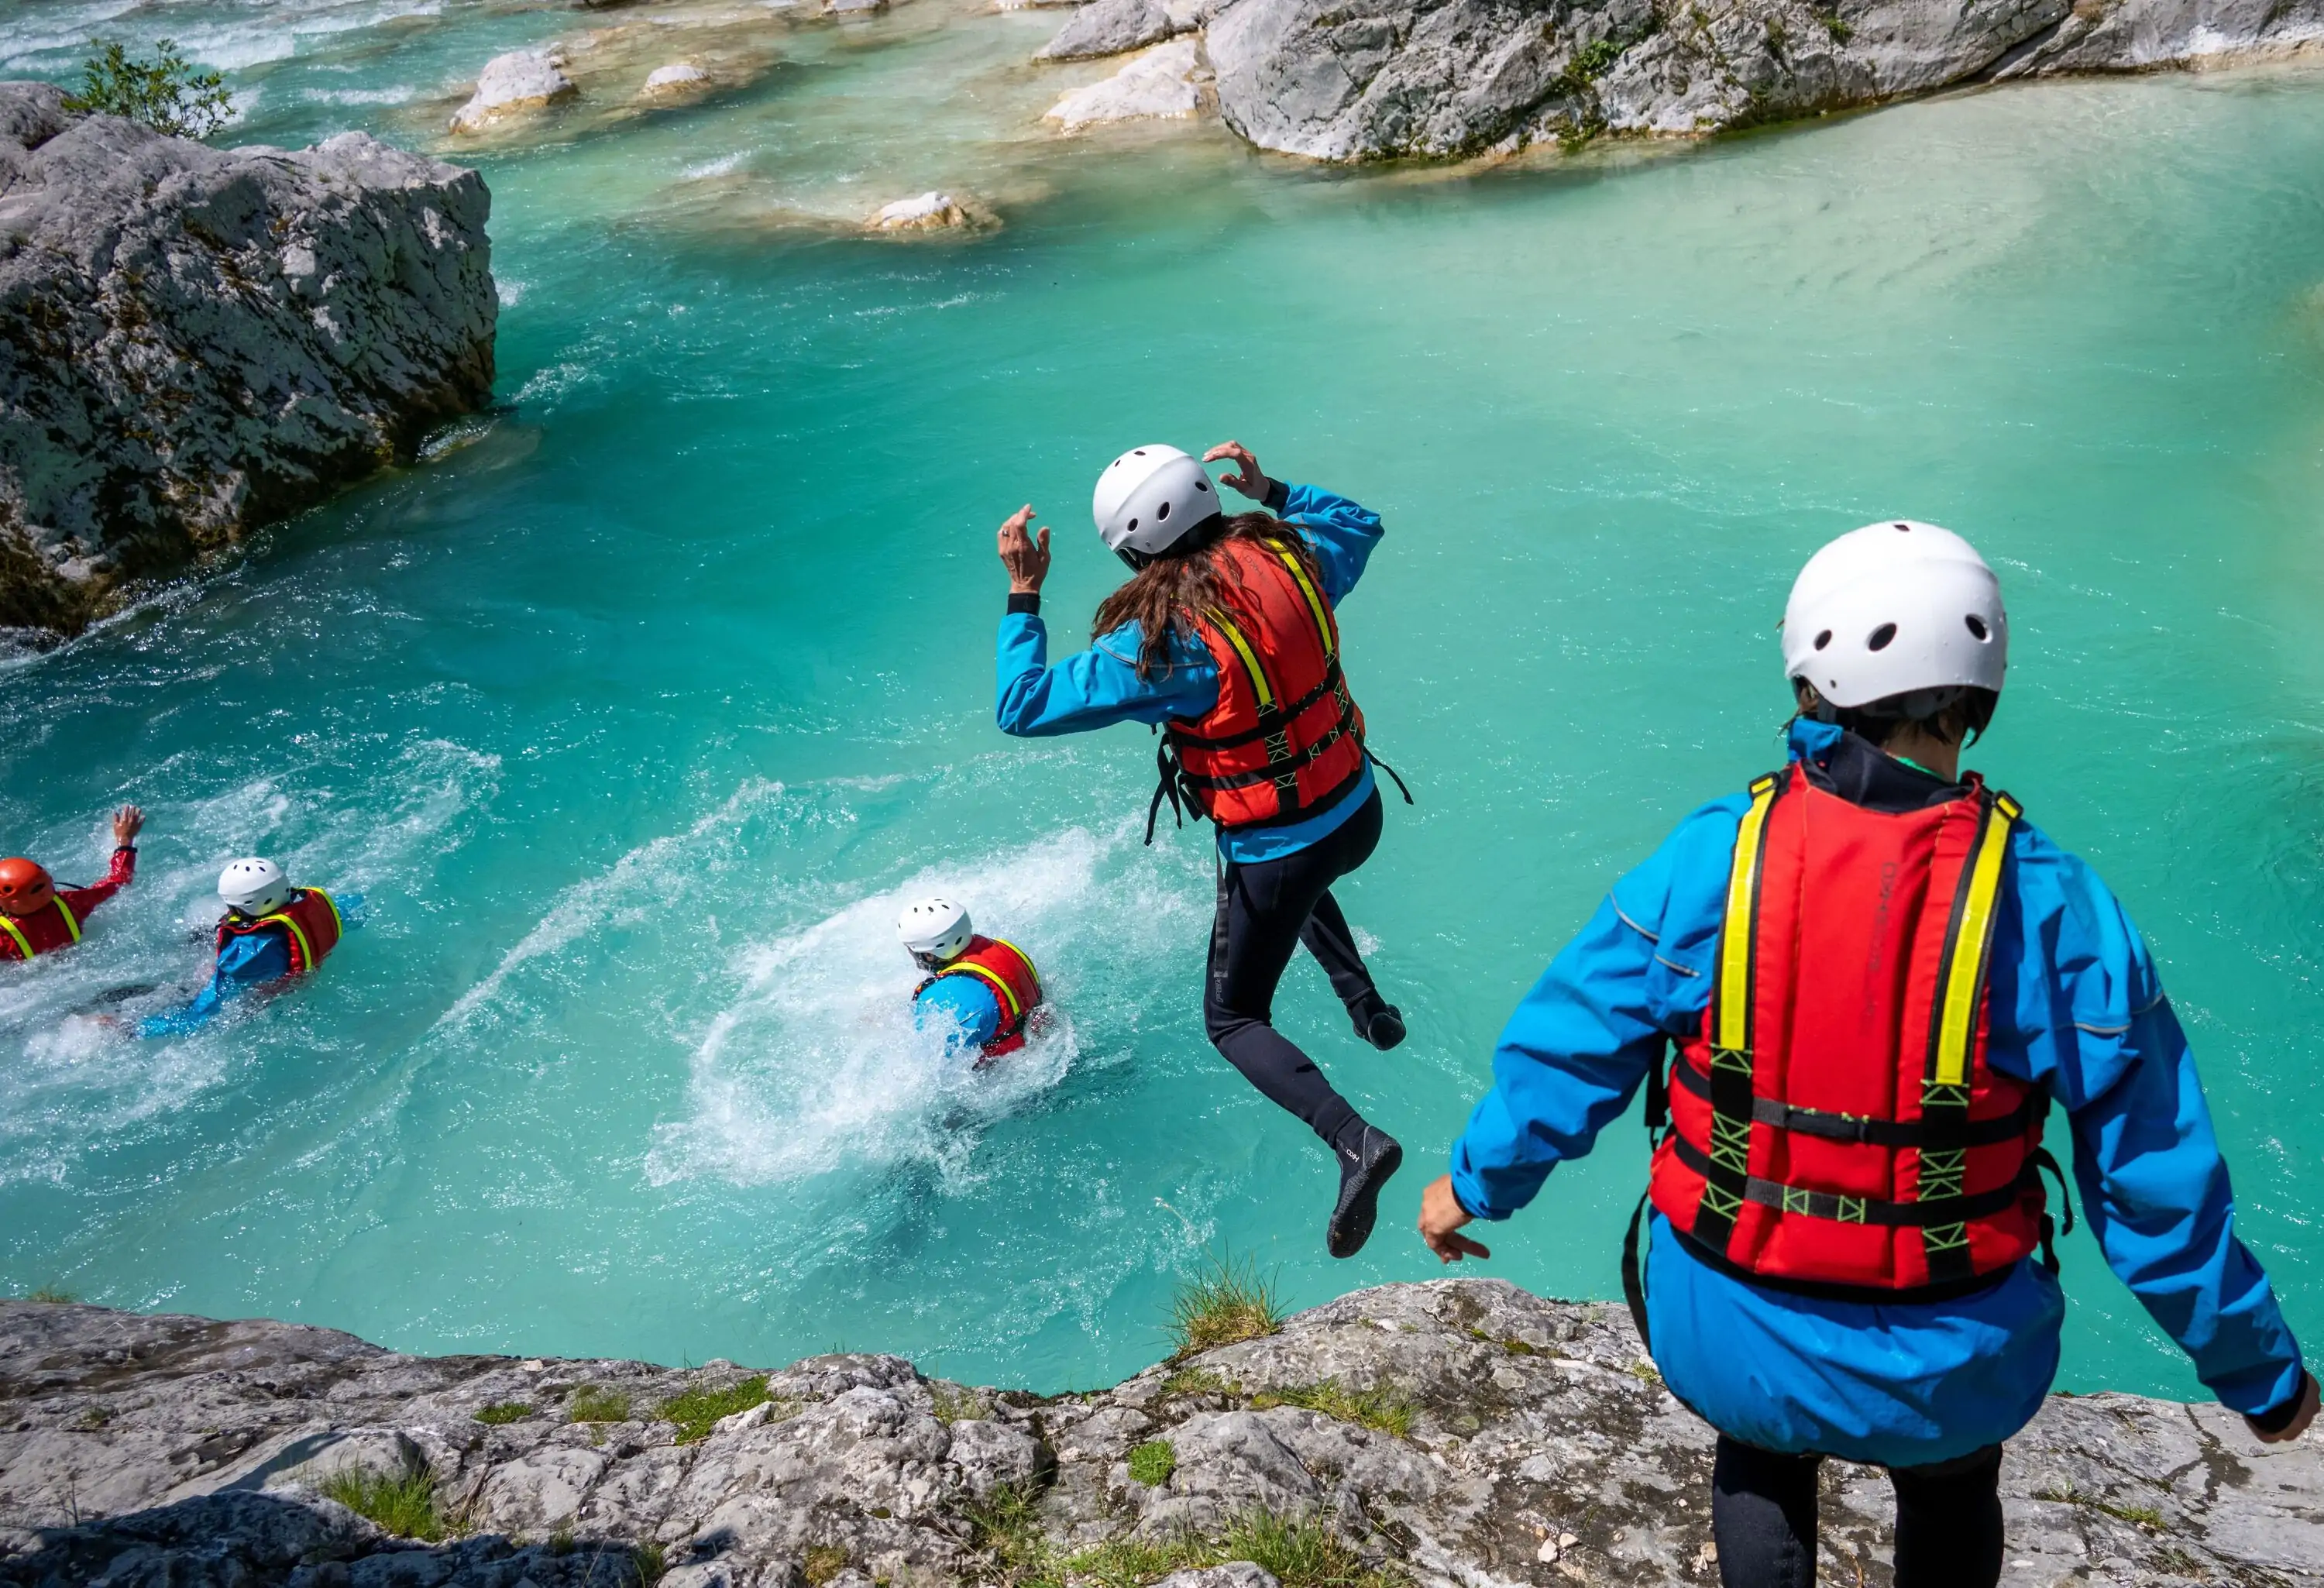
left=1168, top=1253, right=1284, bottom=1359
left=474, top=1401, right=536, bottom=1425
left=1569, top=37, right=1623, bottom=78
left=1816, top=7, right=1855, bottom=40
left=63, top=40, right=232, bottom=139
left=1247, top=1381, right=1415, bottom=1439
left=569, top=1386, right=633, bottom=1424
left=657, top=1376, right=768, bottom=1444
left=318, top=1463, right=449, bottom=1542
left=1628, top=1359, right=1664, bottom=1387
left=1126, top=1440, right=1177, bottom=1487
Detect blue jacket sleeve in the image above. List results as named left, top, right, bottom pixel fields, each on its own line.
left=136, top=930, right=292, bottom=1038
left=914, top=974, right=1002, bottom=1052
left=1992, top=835, right=2304, bottom=1414
left=1270, top=481, right=1384, bottom=605
left=995, top=612, right=1219, bottom=737
left=1449, top=802, right=1741, bottom=1219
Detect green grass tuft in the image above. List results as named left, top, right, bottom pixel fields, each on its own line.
left=569, top=1386, right=633, bottom=1424
left=930, top=1382, right=987, bottom=1425
left=1168, top=1253, right=1284, bottom=1359
left=1067, top=1513, right=1399, bottom=1588
left=1627, top=1359, right=1663, bottom=1387
left=1158, top=1366, right=1229, bottom=1398
left=634, top=1541, right=669, bottom=1586
left=803, top=1545, right=851, bottom=1586
left=23, top=1287, right=76, bottom=1304
left=318, top=1463, right=448, bottom=1542
left=658, top=1376, right=769, bottom=1443
left=474, top=1401, right=536, bottom=1425
left=1126, top=1440, right=1177, bottom=1487
left=1569, top=37, right=1623, bottom=78
left=966, top=1482, right=1061, bottom=1582
left=1248, top=1381, right=1415, bottom=1439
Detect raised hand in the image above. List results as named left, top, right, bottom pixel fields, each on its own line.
left=1202, top=441, right=1274, bottom=504
left=112, top=804, right=144, bottom=845
left=997, top=505, right=1051, bottom=595
left=1418, top=1174, right=1492, bottom=1264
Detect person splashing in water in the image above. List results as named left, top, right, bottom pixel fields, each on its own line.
left=0, top=806, right=143, bottom=963
left=990, top=440, right=1411, bottom=1258
left=900, top=896, right=1044, bottom=1065
left=138, top=858, right=365, bottom=1037
left=1419, top=520, right=2315, bottom=1586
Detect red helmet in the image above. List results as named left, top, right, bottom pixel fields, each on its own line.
left=0, top=857, right=54, bottom=916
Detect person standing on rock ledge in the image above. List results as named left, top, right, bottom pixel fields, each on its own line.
left=990, top=441, right=1412, bottom=1258
left=1418, top=521, right=2316, bottom=1587
left=0, top=805, right=143, bottom=961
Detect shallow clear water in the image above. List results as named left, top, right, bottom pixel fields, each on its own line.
left=3, top=0, right=2324, bottom=1401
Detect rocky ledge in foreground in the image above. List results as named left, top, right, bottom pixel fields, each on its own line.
left=3, top=1281, right=2320, bottom=1588
left=0, top=81, right=495, bottom=639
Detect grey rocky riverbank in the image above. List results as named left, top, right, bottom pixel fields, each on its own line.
left=2, top=1280, right=2319, bottom=1588
left=0, top=81, right=494, bottom=641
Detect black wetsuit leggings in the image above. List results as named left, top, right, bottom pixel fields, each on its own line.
left=1202, top=788, right=1388, bottom=1152
left=1711, top=1435, right=2004, bottom=1588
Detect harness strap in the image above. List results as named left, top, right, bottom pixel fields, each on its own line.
left=1174, top=656, right=1346, bottom=749
left=1691, top=772, right=1783, bottom=1256
left=0, top=915, right=31, bottom=960
left=1669, top=1134, right=2041, bottom=1227
left=53, top=896, right=81, bottom=944
left=256, top=909, right=315, bottom=972
left=1666, top=1057, right=2044, bottom=1146
left=1368, top=749, right=1415, bottom=806
left=947, top=960, right=1024, bottom=1023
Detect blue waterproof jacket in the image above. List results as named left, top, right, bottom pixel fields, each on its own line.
left=914, top=972, right=1003, bottom=1052
left=138, top=893, right=366, bottom=1038
left=994, top=479, right=1383, bottom=864
left=1451, top=720, right=2303, bottom=1465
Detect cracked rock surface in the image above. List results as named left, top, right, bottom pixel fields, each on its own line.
left=1203, top=0, right=2324, bottom=160
left=0, top=81, right=495, bottom=638
left=0, top=1280, right=2317, bottom=1587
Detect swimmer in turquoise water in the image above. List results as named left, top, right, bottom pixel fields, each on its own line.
left=900, top=897, right=1043, bottom=1064
left=138, top=859, right=366, bottom=1037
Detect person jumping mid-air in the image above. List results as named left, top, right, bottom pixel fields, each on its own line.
left=0, top=806, right=144, bottom=963
left=992, top=440, right=1410, bottom=1257
left=1418, top=520, right=2313, bottom=1586
left=900, top=896, right=1044, bottom=1064
left=139, top=858, right=364, bottom=1037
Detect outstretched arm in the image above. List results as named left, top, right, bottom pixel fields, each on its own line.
left=136, top=930, right=290, bottom=1039
left=1203, top=442, right=1383, bottom=603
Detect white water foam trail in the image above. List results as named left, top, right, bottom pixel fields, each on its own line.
left=647, top=827, right=1140, bottom=1190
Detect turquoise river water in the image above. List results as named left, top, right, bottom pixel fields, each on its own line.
left=2, top=0, right=2324, bottom=1402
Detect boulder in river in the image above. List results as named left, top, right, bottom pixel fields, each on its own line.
left=871, top=191, right=972, bottom=229
left=0, top=1280, right=2319, bottom=1586
left=1204, top=0, right=2324, bottom=160
left=449, top=47, right=579, bottom=134
left=1047, top=38, right=1208, bottom=129
left=1037, top=0, right=1177, bottom=60
left=640, top=61, right=713, bottom=97
left=0, top=82, right=496, bottom=638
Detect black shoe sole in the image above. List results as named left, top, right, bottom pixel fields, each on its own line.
left=1364, top=1008, right=1407, bottom=1051
left=1328, top=1136, right=1404, bottom=1259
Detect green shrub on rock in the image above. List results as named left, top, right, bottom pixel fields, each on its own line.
left=1126, top=1440, right=1177, bottom=1487
left=318, top=1463, right=448, bottom=1542
left=64, top=41, right=232, bottom=139
left=658, top=1376, right=770, bottom=1443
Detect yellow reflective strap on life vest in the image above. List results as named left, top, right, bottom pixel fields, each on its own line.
left=948, top=960, right=1023, bottom=1021
left=1273, top=548, right=1337, bottom=662
left=308, top=886, right=343, bottom=940
left=991, top=939, right=1041, bottom=999
left=1716, top=775, right=1782, bottom=1057
left=0, top=915, right=31, bottom=960
left=257, top=909, right=314, bottom=971
left=1933, top=792, right=2019, bottom=1087
left=1203, top=607, right=1276, bottom=713
left=53, top=896, right=80, bottom=944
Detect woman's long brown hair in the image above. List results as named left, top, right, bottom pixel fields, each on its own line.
left=1092, top=513, right=1329, bottom=680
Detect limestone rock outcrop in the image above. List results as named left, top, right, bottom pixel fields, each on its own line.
left=0, top=83, right=495, bottom=638
left=1047, top=39, right=1211, bottom=128
left=1039, top=0, right=1179, bottom=59
left=449, top=49, right=578, bottom=134
left=641, top=62, right=713, bottom=96
left=1202, top=0, right=2324, bottom=160
left=2, top=1280, right=2319, bottom=1587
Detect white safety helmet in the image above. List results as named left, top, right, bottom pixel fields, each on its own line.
left=1781, top=521, right=2008, bottom=711
left=1092, top=445, right=1222, bottom=568
left=218, top=857, right=292, bottom=917
left=897, top=896, right=975, bottom=965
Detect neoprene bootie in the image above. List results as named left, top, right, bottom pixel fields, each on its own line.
left=1327, top=1124, right=1403, bottom=1258
left=1360, top=1003, right=1407, bottom=1051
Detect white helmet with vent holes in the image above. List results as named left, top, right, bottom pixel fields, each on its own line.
left=898, top=896, right=975, bottom=964
left=1092, top=444, right=1222, bottom=566
left=218, top=858, right=292, bottom=917
left=1781, top=520, right=2007, bottom=710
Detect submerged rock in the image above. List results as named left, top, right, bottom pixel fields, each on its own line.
left=1, top=1281, right=2317, bottom=1586
left=640, top=61, right=713, bottom=96
left=1038, top=0, right=1176, bottom=59
left=1205, top=0, right=2324, bottom=160
left=450, top=48, right=579, bottom=134
left=871, top=191, right=973, bottom=229
left=0, top=82, right=496, bottom=637
left=1046, top=37, right=1209, bottom=129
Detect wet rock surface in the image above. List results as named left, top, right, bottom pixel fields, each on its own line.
left=1, top=1281, right=2318, bottom=1586
left=1202, top=0, right=2324, bottom=160
left=0, top=82, right=495, bottom=638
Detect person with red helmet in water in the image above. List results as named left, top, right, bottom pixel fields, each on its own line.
left=0, top=806, right=144, bottom=962
left=900, top=896, right=1044, bottom=1064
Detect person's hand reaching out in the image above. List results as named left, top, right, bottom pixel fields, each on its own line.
left=1419, top=1174, right=1492, bottom=1264
left=998, top=506, right=1050, bottom=595
left=1203, top=442, right=1275, bottom=504
left=112, top=805, right=144, bottom=846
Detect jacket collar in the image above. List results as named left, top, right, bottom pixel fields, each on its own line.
left=1786, top=717, right=1968, bottom=814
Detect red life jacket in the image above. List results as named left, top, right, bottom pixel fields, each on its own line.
left=216, top=887, right=344, bottom=978
left=1159, top=537, right=1370, bottom=834
left=0, top=896, right=84, bottom=961
left=919, top=935, right=1043, bottom=1058
left=1647, top=765, right=2051, bottom=1297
